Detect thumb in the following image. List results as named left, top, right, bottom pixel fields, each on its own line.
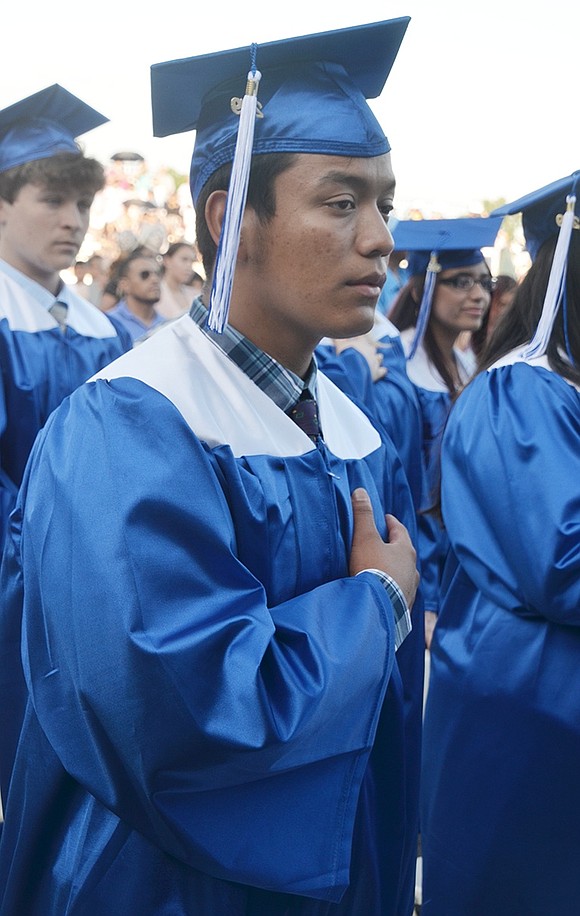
left=351, top=488, right=379, bottom=538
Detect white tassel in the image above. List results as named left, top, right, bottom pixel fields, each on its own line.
left=522, top=195, right=576, bottom=359
left=408, top=252, right=439, bottom=360
left=207, top=67, right=262, bottom=333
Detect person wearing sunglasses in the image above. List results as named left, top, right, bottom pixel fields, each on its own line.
left=108, top=248, right=166, bottom=343
left=388, top=217, right=501, bottom=647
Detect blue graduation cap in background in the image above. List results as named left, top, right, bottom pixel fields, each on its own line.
left=491, top=171, right=580, bottom=360
left=392, top=217, right=502, bottom=359
left=491, top=170, right=580, bottom=260
left=0, top=84, right=108, bottom=175
left=393, top=216, right=503, bottom=277
left=151, top=17, right=410, bottom=332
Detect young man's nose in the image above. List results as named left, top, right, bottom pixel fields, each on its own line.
left=360, top=207, right=394, bottom=259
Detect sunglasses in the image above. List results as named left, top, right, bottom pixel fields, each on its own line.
left=138, top=269, right=161, bottom=281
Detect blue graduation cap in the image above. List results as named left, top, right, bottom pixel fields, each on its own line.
left=0, top=84, right=108, bottom=175
left=491, top=171, right=580, bottom=360
left=151, top=17, right=410, bottom=331
left=391, top=217, right=502, bottom=359
left=491, top=171, right=580, bottom=260
left=392, top=216, right=503, bottom=277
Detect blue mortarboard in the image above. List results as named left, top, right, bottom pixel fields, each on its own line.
left=491, top=172, right=580, bottom=360
left=491, top=171, right=580, bottom=260
left=151, top=18, right=410, bottom=331
left=392, top=217, right=503, bottom=277
left=392, top=217, right=502, bottom=359
left=0, top=84, right=108, bottom=175
left=152, top=18, right=410, bottom=201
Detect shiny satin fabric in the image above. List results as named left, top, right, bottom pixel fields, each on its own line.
left=0, top=311, right=130, bottom=551
left=0, top=357, right=416, bottom=913
left=316, top=344, right=378, bottom=416
left=373, top=338, right=425, bottom=516
left=422, top=361, right=580, bottom=915
left=409, top=385, right=451, bottom=614
left=316, top=338, right=426, bottom=916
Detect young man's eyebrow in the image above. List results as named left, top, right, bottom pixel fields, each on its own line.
left=316, top=170, right=396, bottom=195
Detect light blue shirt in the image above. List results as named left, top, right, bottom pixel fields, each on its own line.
left=108, top=299, right=166, bottom=343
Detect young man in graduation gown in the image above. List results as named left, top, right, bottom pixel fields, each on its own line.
left=0, top=84, right=132, bottom=550
left=0, top=19, right=422, bottom=915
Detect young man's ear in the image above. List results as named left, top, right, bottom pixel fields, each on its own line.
left=204, top=190, right=228, bottom=248
left=204, top=190, right=257, bottom=264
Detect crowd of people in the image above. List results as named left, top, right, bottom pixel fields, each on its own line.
left=0, top=14, right=578, bottom=916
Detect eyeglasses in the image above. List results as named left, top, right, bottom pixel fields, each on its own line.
left=438, top=273, right=495, bottom=294
left=138, top=269, right=161, bottom=281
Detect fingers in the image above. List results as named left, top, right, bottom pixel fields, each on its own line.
left=384, top=513, right=408, bottom=542
left=353, top=501, right=409, bottom=545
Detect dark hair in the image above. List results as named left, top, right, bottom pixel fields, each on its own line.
left=477, top=233, right=580, bottom=387
left=102, top=247, right=159, bottom=302
left=389, top=277, right=463, bottom=395
left=115, top=247, right=159, bottom=282
left=163, top=241, right=195, bottom=260
left=0, top=151, right=105, bottom=203
left=471, top=275, right=517, bottom=358
left=194, top=152, right=297, bottom=275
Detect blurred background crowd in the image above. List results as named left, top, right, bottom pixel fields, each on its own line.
left=63, top=149, right=532, bottom=321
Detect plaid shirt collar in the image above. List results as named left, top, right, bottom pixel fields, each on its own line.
left=190, top=298, right=317, bottom=412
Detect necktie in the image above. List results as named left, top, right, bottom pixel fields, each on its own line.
left=49, top=301, right=68, bottom=331
left=288, top=390, right=321, bottom=441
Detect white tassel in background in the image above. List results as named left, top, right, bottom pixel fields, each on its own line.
left=522, top=195, right=576, bottom=359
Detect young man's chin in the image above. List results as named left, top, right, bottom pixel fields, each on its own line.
left=332, top=310, right=376, bottom=340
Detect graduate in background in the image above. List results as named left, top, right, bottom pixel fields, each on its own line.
left=0, top=19, right=421, bottom=915
left=389, top=217, right=501, bottom=645
left=0, top=85, right=132, bottom=550
left=421, top=172, right=580, bottom=914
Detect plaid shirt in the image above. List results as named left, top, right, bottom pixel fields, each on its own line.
left=190, top=298, right=316, bottom=409
left=190, top=298, right=412, bottom=650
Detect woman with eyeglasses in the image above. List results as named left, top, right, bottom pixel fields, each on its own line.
left=388, top=218, right=501, bottom=647
left=420, top=176, right=580, bottom=914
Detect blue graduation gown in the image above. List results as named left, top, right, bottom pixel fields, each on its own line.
left=315, top=343, right=376, bottom=408
left=401, top=330, right=475, bottom=614
left=0, top=315, right=416, bottom=915
left=421, top=354, right=580, bottom=915
left=0, top=269, right=131, bottom=549
left=372, top=321, right=425, bottom=515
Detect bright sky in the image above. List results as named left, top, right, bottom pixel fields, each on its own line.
left=3, top=0, right=579, bottom=216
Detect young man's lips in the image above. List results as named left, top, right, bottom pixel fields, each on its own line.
left=347, top=275, right=386, bottom=295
